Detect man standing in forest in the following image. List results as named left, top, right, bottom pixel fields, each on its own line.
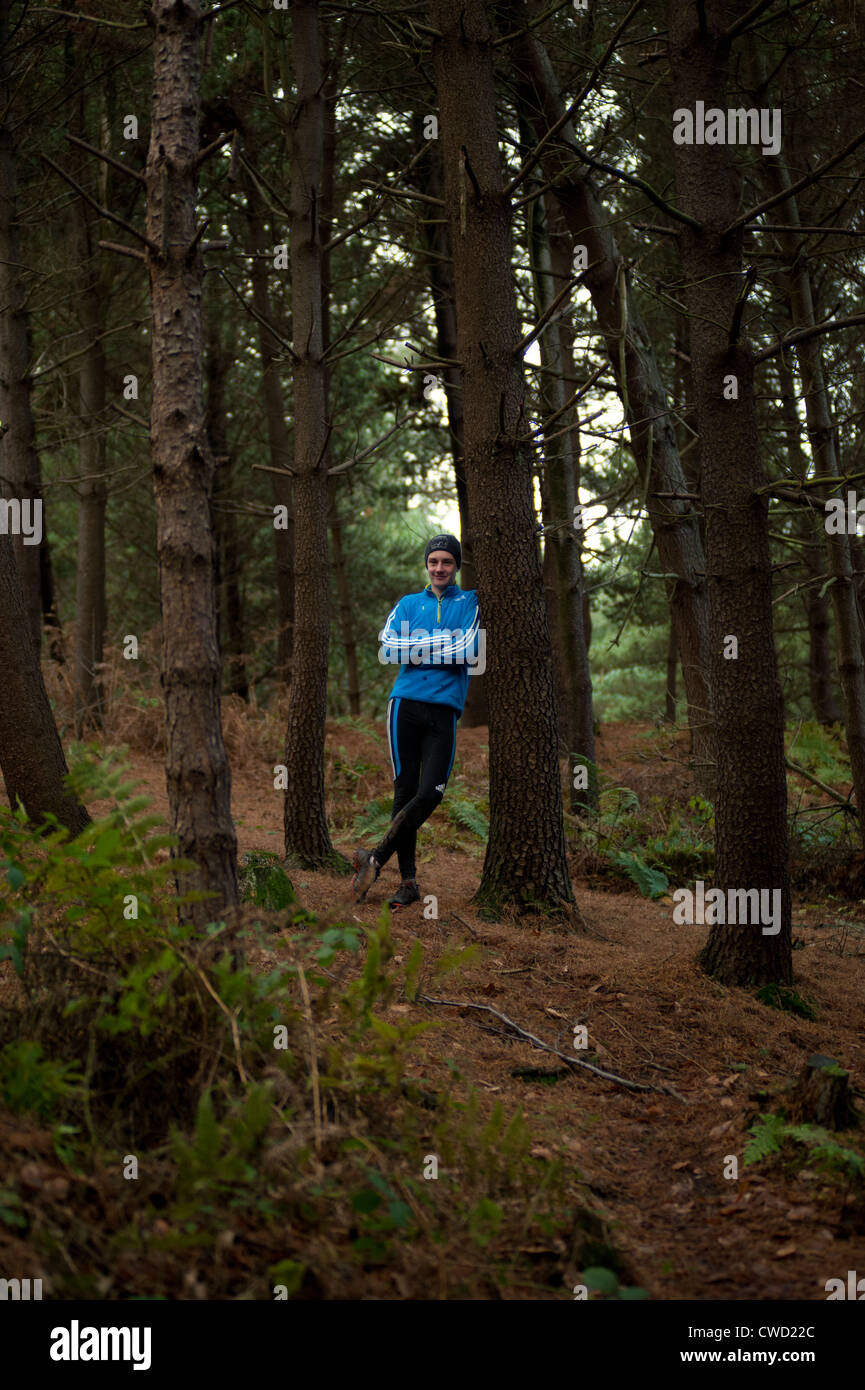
left=351, top=534, right=481, bottom=907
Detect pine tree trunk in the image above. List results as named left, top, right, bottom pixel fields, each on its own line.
left=205, top=310, right=247, bottom=699
left=0, top=535, right=90, bottom=835
left=412, top=122, right=489, bottom=727
left=668, top=0, right=791, bottom=986
left=768, top=162, right=865, bottom=829
left=430, top=0, right=573, bottom=916
left=145, top=0, right=238, bottom=921
left=69, top=78, right=108, bottom=735
left=243, top=171, right=295, bottom=683
left=665, top=621, right=677, bottom=724
left=0, top=0, right=43, bottom=655
left=776, top=349, right=841, bottom=725
left=282, top=0, right=348, bottom=871
left=534, top=189, right=596, bottom=813
left=328, top=478, right=360, bottom=715
left=506, top=2, right=714, bottom=780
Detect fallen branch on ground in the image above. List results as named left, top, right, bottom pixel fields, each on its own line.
left=418, top=994, right=687, bottom=1101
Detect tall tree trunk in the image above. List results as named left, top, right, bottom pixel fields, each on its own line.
left=206, top=310, right=248, bottom=699
left=430, top=0, right=574, bottom=916
left=668, top=0, right=791, bottom=986
left=665, top=620, right=677, bottom=724
left=0, top=0, right=43, bottom=654
left=328, top=477, right=360, bottom=715
left=0, top=535, right=90, bottom=835
left=145, top=0, right=238, bottom=921
left=506, top=2, right=714, bottom=778
left=40, top=540, right=65, bottom=666
left=319, top=26, right=359, bottom=718
left=776, top=348, right=841, bottom=725
left=282, top=0, right=348, bottom=871
left=69, top=71, right=108, bottom=735
left=768, top=162, right=865, bottom=823
left=534, top=188, right=596, bottom=813
left=539, top=463, right=568, bottom=747
left=243, top=170, right=295, bottom=683
left=411, top=118, right=489, bottom=727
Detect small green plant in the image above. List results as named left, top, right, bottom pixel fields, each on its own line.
left=170, top=1084, right=275, bottom=1207
left=745, top=1114, right=864, bottom=1181
left=0, top=1041, right=83, bottom=1120
left=239, top=851, right=295, bottom=911
left=787, top=721, right=850, bottom=787
left=608, top=850, right=669, bottom=900
left=350, top=797, right=394, bottom=841
left=756, top=983, right=817, bottom=1020
left=468, top=1196, right=503, bottom=1247
left=445, top=794, right=489, bottom=840
left=581, top=1266, right=649, bottom=1300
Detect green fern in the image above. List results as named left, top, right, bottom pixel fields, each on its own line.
left=744, top=1113, right=787, bottom=1164
left=239, top=851, right=295, bottom=911
left=745, top=1115, right=864, bottom=1180
left=609, top=850, right=669, bottom=900
left=446, top=795, right=489, bottom=839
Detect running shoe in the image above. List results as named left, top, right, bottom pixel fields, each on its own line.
left=388, top=879, right=421, bottom=909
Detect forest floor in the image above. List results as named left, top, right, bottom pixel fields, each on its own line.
left=94, top=717, right=865, bottom=1298
left=3, top=714, right=864, bottom=1299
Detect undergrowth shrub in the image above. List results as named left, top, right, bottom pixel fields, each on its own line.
left=0, top=752, right=594, bottom=1298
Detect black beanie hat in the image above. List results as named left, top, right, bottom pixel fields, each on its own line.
left=424, top=533, right=461, bottom=570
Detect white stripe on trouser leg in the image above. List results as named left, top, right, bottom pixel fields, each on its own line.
left=386, top=699, right=397, bottom=779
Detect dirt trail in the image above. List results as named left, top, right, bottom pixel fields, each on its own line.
left=79, top=718, right=865, bottom=1301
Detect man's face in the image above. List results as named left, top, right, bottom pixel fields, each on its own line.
left=427, top=550, right=457, bottom=590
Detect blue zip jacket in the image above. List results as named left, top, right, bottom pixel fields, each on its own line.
left=378, top=583, right=481, bottom=715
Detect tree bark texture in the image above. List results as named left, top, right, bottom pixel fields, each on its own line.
left=0, top=0, right=44, bottom=655
left=205, top=309, right=248, bottom=699
left=282, top=0, right=348, bottom=870
left=243, top=170, right=296, bottom=683
left=145, top=0, right=238, bottom=921
left=411, top=117, right=489, bottom=728
left=775, top=348, right=841, bottom=726
left=0, top=535, right=90, bottom=835
left=69, top=73, right=108, bottom=735
left=768, top=161, right=865, bottom=830
left=668, top=0, right=791, bottom=986
left=430, top=0, right=574, bottom=915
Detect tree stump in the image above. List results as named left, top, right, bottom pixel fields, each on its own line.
left=788, top=1055, right=858, bottom=1130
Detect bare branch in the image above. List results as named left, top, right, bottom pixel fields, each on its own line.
left=253, top=462, right=296, bottom=479
left=727, top=128, right=865, bottom=233
left=186, top=219, right=210, bottom=259
left=728, top=264, right=758, bottom=347
left=568, top=141, right=702, bottom=231
left=97, top=239, right=147, bottom=263
left=110, top=402, right=150, bottom=431
left=65, top=133, right=146, bottom=186
left=722, top=0, right=783, bottom=41
left=492, top=0, right=574, bottom=48
left=193, top=129, right=235, bottom=171
left=785, top=756, right=856, bottom=814
left=238, top=153, right=293, bottom=220
left=515, top=276, right=579, bottom=358
left=220, top=271, right=299, bottom=362
left=42, top=154, right=160, bottom=254
left=30, top=6, right=147, bottom=27
left=362, top=180, right=443, bottom=208
left=754, top=312, right=865, bottom=364
left=327, top=412, right=421, bottom=475
left=418, top=994, right=683, bottom=1098
left=745, top=223, right=865, bottom=238
left=505, top=0, right=645, bottom=197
